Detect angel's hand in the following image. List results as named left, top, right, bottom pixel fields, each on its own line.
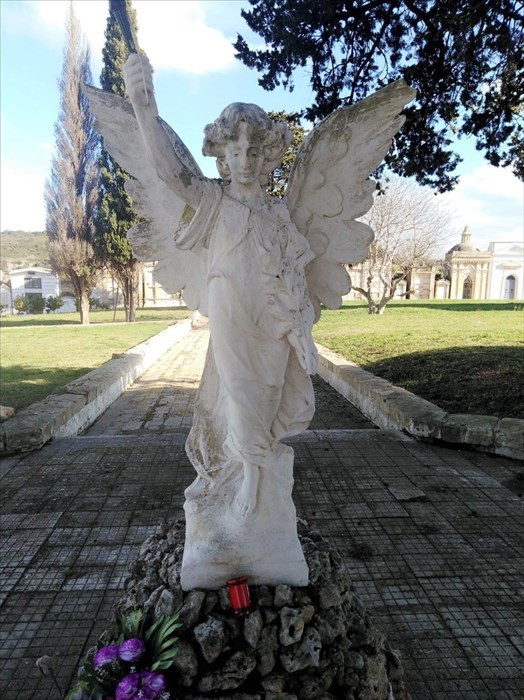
left=123, top=53, right=155, bottom=110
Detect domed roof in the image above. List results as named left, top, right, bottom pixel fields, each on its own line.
left=447, top=225, right=479, bottom=254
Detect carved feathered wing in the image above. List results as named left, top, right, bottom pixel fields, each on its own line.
left=83, top=84, right=208, bottom=312
left=286, top=79, right=416, bottom=321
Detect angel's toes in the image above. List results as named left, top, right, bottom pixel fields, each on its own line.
left=234, top=493, right=256, bottom=519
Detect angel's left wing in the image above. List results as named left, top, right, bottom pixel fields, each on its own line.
left=83, top=84, right=209, bottom=312
left=286, top=79, right=416, bottom=320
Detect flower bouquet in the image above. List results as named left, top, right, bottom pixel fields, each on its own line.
left=67, top=610, right=180, bottom=700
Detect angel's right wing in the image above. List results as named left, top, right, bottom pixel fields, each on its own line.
left=83, top=84, right=208, bottom=312
left=286, top=79, right=416, bottom=321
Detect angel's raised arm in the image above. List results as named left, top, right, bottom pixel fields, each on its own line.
left=123, top=53, right=207, bottom=210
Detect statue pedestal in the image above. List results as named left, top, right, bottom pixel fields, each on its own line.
left=181, top=444, right=308, bottom=590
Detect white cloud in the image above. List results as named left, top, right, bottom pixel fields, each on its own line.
left=441, top=165, right=523, bottom=250
left=0, top=163, right=47, bottom=232
left=2, top=1, right=236, bottom=75
left=1, top=1, right=106, bottom=54
left=134, top=1, right=236, bottom=73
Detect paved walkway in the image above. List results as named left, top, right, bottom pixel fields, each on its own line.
left=1, top=326, right=523, bottom=699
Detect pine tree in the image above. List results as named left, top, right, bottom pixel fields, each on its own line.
left=45, top=4, right=99, bottom=325
left=95, top=0, right=140, bottom=322
left=235, top=0, right=524, bottom=192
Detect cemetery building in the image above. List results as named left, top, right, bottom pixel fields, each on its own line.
left=7, top=228, right=522, bottom=312
left=345, top=227, right=523, bottom=302
left=445, top=227, right=523, bottom=300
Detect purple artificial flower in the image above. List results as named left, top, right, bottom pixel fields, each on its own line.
left=93, top=643, right=120, bottom=669
left=140, top=671, right=166, bottom=698
left=119, top=638, right=146, bottom=663
left=115, top=672, right=141, bottom=699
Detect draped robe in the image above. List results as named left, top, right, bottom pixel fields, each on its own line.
left=180, top=180, right=318, bottom=496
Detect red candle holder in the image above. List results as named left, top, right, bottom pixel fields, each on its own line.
left=227, top=576, right=252, bottom=617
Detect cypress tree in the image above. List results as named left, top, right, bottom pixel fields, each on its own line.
left=45, top=4, right=99, bottom=325
left=96, top=0, right=140, bottom=322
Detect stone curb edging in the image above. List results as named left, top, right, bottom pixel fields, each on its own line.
left=0, top=317, right=194, bottom=456
left=317, top=344, right=524, bottom=462
left=2, top=327, right=521, bottom=461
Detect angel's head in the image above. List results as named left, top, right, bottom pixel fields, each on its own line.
left=202, top=103, right=292, bottom=186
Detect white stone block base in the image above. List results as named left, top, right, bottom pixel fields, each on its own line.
left=181, top=444, right=308, bottom=590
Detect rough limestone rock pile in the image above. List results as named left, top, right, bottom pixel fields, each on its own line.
left=113, top=518, right=408, bottom=700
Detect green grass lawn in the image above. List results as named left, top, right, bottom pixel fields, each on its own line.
left=1, top=302, right=523, bottom=418
left=0, top=308, right=191, bottom=411
left=313, top=300, right=524, bottom=419
left=0, top=307, right=191, bottom=328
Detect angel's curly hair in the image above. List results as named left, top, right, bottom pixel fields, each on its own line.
left=202, top=103, right=292, bottom=184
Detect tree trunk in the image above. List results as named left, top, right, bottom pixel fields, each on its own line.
left=352, top=286, right=377, bottom=314
left=121, top=276, right=136, bottom=322
left=127, top=276, right=136, bottom=322
left=79, top=293, right=90, bottom=325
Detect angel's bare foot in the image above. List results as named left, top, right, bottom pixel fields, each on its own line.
left=184, top=476, right=208, bottom=501
left=235, top=463, right=260, bottom=518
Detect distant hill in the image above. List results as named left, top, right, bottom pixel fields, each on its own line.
left=0, top=230, right=50, bottom=276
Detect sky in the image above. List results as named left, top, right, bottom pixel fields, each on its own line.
left=1, top=0, right=522, bottom=254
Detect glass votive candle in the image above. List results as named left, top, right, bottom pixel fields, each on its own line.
left=227, top=576, right=252, bottom=617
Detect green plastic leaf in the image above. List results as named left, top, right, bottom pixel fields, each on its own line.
left=144, top=616, right=164, bottom=641
left=158, top=639, right=178, bottom=654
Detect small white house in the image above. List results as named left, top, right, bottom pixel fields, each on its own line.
left=9, top=267, right=60, bottom=310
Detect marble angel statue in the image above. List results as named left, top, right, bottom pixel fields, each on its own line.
left=85, top=53, right=415, bottom=588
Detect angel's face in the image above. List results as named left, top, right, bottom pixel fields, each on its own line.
left=222, top=122, right=264, bottom=186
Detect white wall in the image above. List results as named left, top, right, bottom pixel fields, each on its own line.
left=487, top=242, right=524, bottom=300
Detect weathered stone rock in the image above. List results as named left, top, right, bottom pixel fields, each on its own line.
left=319, top=582, right=344, bottom=609
left=280, top=628, right=322, bottom=673
left=194, top=616, right=228, bottom=663
left=244, top=608, right=264, bottom=648
left=203, top=591, right=218, bottom=615
left=172, top=638, right=199, bottom=676
left=217, top=586, right=231, bottom=611
left=178, top=590, right=206, bottom=631
left=274, top=584, right=294, bottom=608
left=304, top=549, right=331, bottom=584
left=255, top=585, right=274, bottom=607
left=293, top=589, right=313, bottom=606
left=261, top=672, right=287, bottom=692
left=279, top=605, right=315, bottom=646
left=154, top=587, right=175, bottom=618
left=143, top=585, right=164, bottom=612
left=197, top=650, right=256, bottom=692
left=256, top=624, right=279, bottom=676
left=298, top=669, right=335, bottom=700
left=314, top=607, right=346, bottom=645
left=345, top=650, right=365, bottom=670
left=264, top=608, right=279, bottom=624
left=359, top=652, right=390, bottom=699
left=109, top=517, right=410, bottom=699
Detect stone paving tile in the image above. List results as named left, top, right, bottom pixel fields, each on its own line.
left=1, top=328, right=523, bottom=699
